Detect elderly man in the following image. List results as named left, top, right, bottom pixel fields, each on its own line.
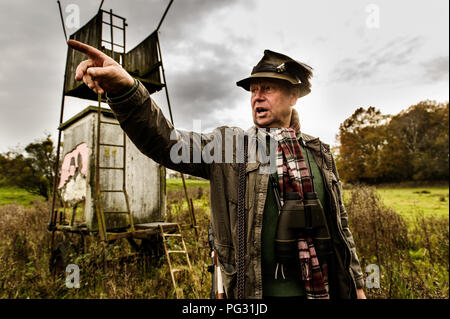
left=68, top=40, right=366, bottom=299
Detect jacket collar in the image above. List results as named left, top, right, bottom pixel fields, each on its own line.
left=245, top=108, right=331, bottom=154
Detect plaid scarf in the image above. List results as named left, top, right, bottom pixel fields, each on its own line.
left=267, top=109, right=330, bottom=299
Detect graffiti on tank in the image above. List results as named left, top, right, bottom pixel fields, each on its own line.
left=58, top=143, right=89, bottom=189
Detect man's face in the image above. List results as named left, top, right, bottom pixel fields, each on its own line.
left=250, top=79, right=297, bottom=128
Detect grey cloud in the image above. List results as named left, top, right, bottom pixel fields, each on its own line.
left=331, top=36, right=423, bottom=83
left=422, top=56, right=449, bottom=82
left=124, top=0, right=258, bottom=131
left=143, top=0, right=257, bottom=131
left=116, top=0, right=245, bottom=48
left=164, top=40, right=251, bottom=130
left=0, top=0, right=254, bottom=152
left=0, top=1, right=65, bottom=152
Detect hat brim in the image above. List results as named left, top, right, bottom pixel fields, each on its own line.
left=236, top=72, right=311, bottom=98
left=236, top=72, right=297, bottom=90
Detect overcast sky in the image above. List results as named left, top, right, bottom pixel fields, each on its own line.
left=0, top=0, right=448, bottom=153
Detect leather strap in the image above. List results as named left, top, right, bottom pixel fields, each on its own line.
left=237, top=135, right=248, bottom=299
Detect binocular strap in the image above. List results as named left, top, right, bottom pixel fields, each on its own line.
left=237, top=135, right=248, bottom=299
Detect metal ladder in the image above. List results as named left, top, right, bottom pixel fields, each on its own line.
left=159, top=223, right=192, bottom=298
left=95, top=111, right=135, bottom=242
left=94, top=10, right=134, bottom=242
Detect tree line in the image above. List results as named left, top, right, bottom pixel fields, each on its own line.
left=0, top=135, right=56, bottom=200
left=335, top=100, right=449, bottom=184
left=0, top=100, right=448, bottom=200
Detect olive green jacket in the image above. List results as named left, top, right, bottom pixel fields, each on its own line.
left=108, top=81, right=365, bottom=299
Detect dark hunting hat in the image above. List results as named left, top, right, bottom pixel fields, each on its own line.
left=236, top=50, right=313, bottom=98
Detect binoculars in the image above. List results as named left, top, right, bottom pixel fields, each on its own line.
left=274, top=191, right=332, bottom=265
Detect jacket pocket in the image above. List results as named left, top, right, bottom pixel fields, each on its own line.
left=215, top=241, right=236, bottom=274
left=228, top=162, right=260, bottom=206
left=227, top=162, right=260, bottom=240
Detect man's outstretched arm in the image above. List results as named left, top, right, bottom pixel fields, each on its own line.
left=68, top=40, right=211, bottom=179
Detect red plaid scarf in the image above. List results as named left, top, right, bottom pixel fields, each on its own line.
left=270, top=110, right=330, bottom=299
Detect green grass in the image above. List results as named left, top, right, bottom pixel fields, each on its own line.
left=0, top=186, right=45, bottom=206
left=3, top=180, right=448, bottom=224
left=344, top=185, right=449, bottom=223
left=376, top=186, right=449, bottom=219
left=168, top=179, right=449, bottom=222
left=166, top=178, right=210, bottom=191
left=166, top=178, right=449, bottom=223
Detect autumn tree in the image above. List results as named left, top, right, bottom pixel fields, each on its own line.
left=387, top=100, right=449, bottom=181
left=336, top=106, right=390, bottom=183
left=336, top=101, right=449, bottom=184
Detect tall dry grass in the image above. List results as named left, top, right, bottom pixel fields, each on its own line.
left=0, top=185, right=213, bottom=299
left=0, top=201, right=56, bottom=298
left=0, top=184, right=447, bottom=298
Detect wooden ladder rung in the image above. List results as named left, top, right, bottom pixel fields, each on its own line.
left=171, top=267, right=191, bottom=274
left=171, top=268, right=186, bottom=273
left=168, top=250, right=186, bottom=254
left=159, top=223, right=192, bottom=299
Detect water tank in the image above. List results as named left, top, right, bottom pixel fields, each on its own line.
left=57, top=106, right=166, bottom=231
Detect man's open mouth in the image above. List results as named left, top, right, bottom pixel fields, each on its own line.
left=255, top=107, right=268, bottom=117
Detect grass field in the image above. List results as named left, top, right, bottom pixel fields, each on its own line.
left=166, top=178, right=210, bottom=191
left=0, top=180, right=448, bottom=299
left=375, top=186, right=449, bottom=221
left=166, top=179, right=449, bottom=222
left=0, top=186, right=44, bottom=206
left=3, top=180, right=446, bottom=219
left=1, top=181, right=447, bottom=221
left=341, top=185, right=449, bottom=224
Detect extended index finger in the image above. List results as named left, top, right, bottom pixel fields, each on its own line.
left=67, top=39, right=106, bottom=62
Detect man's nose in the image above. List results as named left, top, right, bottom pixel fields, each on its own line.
left=253, top=88, right=265, bottom=100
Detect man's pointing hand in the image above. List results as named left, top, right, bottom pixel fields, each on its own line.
left=67, top=39, right=135, bottom=96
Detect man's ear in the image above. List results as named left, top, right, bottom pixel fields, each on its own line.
left=289, top=94, right=298, bottom=107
